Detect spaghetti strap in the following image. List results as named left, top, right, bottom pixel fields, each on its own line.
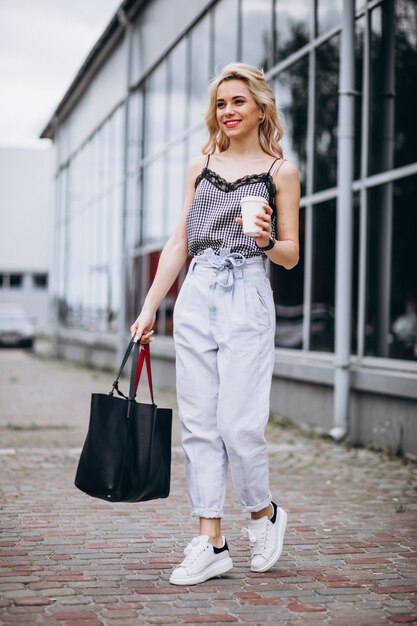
left=267, top=157, right=280, bottom=174
left=205, top=154, right=211, bottom=169
left=269, top=158, right=287, bottom=177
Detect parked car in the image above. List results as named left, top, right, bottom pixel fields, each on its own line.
left=0, top=303, right=35, bottom=348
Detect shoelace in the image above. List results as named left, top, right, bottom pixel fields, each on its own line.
left=241, top=524, right=269, bottom=556
left=181, top=536, right=209, bottom=566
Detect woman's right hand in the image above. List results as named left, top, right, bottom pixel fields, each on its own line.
left=130, top=307, right=156, bottom=345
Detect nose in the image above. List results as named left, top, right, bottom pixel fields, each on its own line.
left=224, top=102, right=235, bottom=116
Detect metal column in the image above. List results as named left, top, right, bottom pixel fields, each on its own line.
left=330, top=0, right=356, bottom=441
left=116, top=9, right=134, bottom=367
left=51, top=117, right=60, bottom=358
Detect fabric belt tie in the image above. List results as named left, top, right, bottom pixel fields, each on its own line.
left=194, top=248, right=246, bottom=292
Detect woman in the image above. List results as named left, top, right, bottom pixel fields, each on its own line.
left=130, top=63, right=300, bottom=586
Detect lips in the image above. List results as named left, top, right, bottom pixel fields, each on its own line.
left=224, top=120, right=241, bottom=128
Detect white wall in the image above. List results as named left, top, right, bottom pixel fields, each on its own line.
left=0, top=146, right=54, bottom=332
left=57, top=36, right=127, bottom=163
left=56, top=0, right=212, bottom=166
left=0, top=146, right=53, bottom=271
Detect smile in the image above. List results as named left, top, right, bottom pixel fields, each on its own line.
left=224, top=120, right=241, bottom=128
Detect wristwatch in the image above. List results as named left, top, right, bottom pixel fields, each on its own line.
left=256, top=237, right=276, bottom=251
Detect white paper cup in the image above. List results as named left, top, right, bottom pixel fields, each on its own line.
left=240, top=196, right=266, bottom=237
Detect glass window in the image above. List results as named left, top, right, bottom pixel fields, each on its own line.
left=10, top=274, right=23, bottom=288
left=144, top=62, right=168, bottom=157
left=126, top=173, right=141, bottom=251
left=188, top=126, right=209, bottom=161
left=310, top=199, right=336, bottom=352
left=167, top=142, right=186, bottom=237
left=189, top=16, right=211, bottom=129
left=314, top=35, right=340, bottom=192
left=271, top=206, right=305, bottom=349
left=354, top=16, right=364, bottom=182
left=351, top=193, right=360, bottom=355
left=168, top=39, right=188, bottom=140
left=394, top=0, right=417, bottom=169
left=317, top=0, right=343, bottom=36
left=62, top=108, right=124, bottom=333
left=142, top=158, right=165, bottom=244
left=275, top=0, right=310, bottom=61
left=213, top=0, right=239, bottom=71
left=370, top=1, right=417, bottom=175
left=369, top=5, right=390, bottom=175
left=241, top=0, right=273, bottom=69
left=365, top=175, right=417, bottom=361
left=127, top=89, right=143, bottom=174
left=33, top=274, right=48, bottom=288
left=274, top=56, right=309, bottom=196
left=113, top=105, right=125, bottom=183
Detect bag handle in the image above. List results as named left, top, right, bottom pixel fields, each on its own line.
left=129, top=342, right=155, bottom=405
left=134, top=344, right=154, bottom=403
left=109, top=337, right=135, bottom=398
left=109, top=337, right=155, bottom=403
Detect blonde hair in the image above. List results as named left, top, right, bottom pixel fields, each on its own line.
left=202, top=62, right=284, bottom=158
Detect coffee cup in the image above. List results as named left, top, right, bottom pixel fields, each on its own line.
left=240, top=196, right=266, bottom=237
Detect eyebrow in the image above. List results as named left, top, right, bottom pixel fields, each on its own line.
left=216, top=95, right=247, bottom=102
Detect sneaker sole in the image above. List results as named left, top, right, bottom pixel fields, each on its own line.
left=251, top=507, right=287, bottom=573
left=169, top=556, right=233, bottom=586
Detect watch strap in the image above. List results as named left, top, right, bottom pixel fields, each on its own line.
left=256, top=237, right=275, bottom=251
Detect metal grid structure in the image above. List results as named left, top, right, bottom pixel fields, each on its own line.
left=43, top=0, right=417, bottom=447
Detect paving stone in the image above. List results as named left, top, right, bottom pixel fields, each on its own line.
left=0, top=348, right=416, bottom=626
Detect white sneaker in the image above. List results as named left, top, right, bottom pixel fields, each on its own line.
left=242, top=501, right=287, bottom=572
left=169, top=535, right=233, bottom=586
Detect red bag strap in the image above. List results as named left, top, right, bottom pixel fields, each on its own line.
left=134, top=344, right=154, bottom=404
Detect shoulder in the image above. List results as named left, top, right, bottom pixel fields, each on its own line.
left=272, top=159, right=300, bottom=188
left=187, top=155, right=208, bottom=180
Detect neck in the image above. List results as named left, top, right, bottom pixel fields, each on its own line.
left=225, top=131, right=265, bottom=159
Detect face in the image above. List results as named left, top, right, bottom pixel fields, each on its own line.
left=215, top=79, right=262, bottom=137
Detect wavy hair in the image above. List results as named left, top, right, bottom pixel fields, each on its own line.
left=202, top=62, right=284, bottom=158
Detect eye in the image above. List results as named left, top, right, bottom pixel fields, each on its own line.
left=217, top=102, right=225, bottom=108
left=234, top=99, right=245, bottom=105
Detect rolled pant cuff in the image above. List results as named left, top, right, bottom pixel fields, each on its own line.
left=241, top=493, right=272, bottom=514
left=192, top=508, right=224, bottom=519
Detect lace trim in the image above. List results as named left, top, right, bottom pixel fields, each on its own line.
left=195, top=167, right=277, bottom=210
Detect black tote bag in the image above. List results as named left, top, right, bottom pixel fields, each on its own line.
left=75, top=339, right=172, bottom=503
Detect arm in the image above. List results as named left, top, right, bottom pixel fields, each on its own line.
left=266, top=160, right=300, bottom=268
left=236, top=161, right=300, bottom=269
left=130, top=156, right=205, bottom=343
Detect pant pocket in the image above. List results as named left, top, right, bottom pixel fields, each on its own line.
left=248, top=282, right=271, bottom=330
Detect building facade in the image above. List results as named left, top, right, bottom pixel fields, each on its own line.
left=0, top=147, right=53, bottom=333
left=41, top=0, right=417, bottom=457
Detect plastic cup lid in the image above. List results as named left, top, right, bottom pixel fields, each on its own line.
left=240, top=195, right=266, bottom=203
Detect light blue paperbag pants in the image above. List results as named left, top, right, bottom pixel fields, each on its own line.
left=173, top=248, right=276, bottom=518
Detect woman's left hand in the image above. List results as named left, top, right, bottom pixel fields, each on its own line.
left=235, top=203, right=273, bottom=248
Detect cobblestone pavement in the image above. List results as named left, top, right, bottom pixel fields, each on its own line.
left=0, top=346, right=416, bottom=626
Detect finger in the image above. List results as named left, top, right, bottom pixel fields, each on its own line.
left=262, top=203, right=273, bottom=215
left=256, top=213, right=271, bottom=222
left=140, top=336, right=154, bottom=345
left=133, top=328, right=143, bottom=342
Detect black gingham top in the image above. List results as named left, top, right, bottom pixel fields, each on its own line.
left=187, top=154, right=285, bottom=258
